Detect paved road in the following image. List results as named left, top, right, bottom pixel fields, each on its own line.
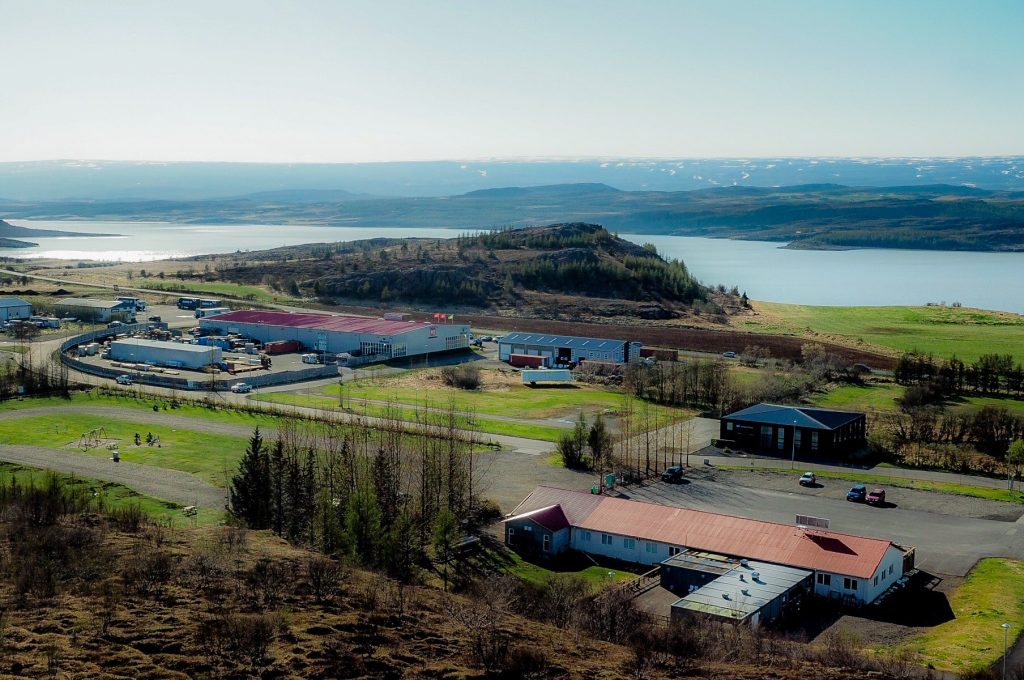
left=0, top=444, right=225, bottom=509
left=623, top=477, right=1024, bottom=577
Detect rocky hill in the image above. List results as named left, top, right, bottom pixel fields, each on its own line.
left=213, top=223, right=744, bottom=322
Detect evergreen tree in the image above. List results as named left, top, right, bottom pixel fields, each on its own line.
left=229, top=427, right=271, bottom=529
left=346, top=484, right=382, bottom=565
left=432, top=508, right=460, bottom=591
left=380, top=508, right=421, bottom=583
left=588, top=414, right=613, bottom=472
left=269, top=438, right=285, bottom=535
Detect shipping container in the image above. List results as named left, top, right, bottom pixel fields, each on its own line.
left=262, top=339, right=303, bottom=355
left=509, top=353, right=545, bottom=368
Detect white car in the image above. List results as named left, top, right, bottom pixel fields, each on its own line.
left=115, top=374, right=133, bottom=385
left=799, top=472, right=817, bottom=486
left=230, top=383, right=252, bottom=393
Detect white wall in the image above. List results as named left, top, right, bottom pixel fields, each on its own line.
left=570, top=528, right=672, bottom=566
left=811, top=545, right=905, bottom=604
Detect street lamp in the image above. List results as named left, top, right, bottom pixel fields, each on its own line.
left=790, top=420, right=798, bottom=470
left=1002, top=622, right=1011, bottom=680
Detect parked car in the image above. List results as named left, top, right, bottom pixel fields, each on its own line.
left=661, top=466, right=684, bottom=483
left=107, top=321, right=124, bottom=329
left=799, top=472, right=817, bottom=486
left=115, top=374, right=133, bottom=385
left=230, top=383, right=253, bottom=394
left=148, top=315, right=162, bottom=322
left=846, top=483, right=867, bottom=502
left=866, top=488, right=886, bottom=505
left=722, top=351, right=737, bottom=358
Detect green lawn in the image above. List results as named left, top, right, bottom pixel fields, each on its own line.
left=746, top=302, right=1024, bottom=362
left=503, top=551, right=636, bottom=587
left=0, top=461, right=221, bottom=527
left=258, top=393, right=566, bottom=442
left=810, top=383, right=903, bottom=413
left=0, top=413, right=248, bottom=486
left=139, top=279, right=292, bottom=303
left=895, top=558, right=1024, bottom=672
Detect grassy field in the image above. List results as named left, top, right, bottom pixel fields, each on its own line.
left=745, top=302, right=1024, bottom=362
left=0, top=461, right=221, bottom=527
left=810, top=383, right=904, bottom=413
left=895, top=558, right=1024, bottom=672
left=136, top=279, right=290, bottom=303
left=0, top=412, right=248, bottom=486
left=502, top=551, right=636, bottom=587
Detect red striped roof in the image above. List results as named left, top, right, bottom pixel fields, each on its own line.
left=510, top=486, right=894, bottom=579
left=207, top=310, right=422, bottom=336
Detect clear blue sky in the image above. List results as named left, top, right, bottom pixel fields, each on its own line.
left=2, top=0, right=1022, bottom=162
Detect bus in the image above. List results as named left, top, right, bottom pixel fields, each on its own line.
left=177, top=297, right=201, bottom=310
left=198, top=298, right=223, bottom=309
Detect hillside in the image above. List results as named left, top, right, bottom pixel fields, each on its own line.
left=4, top=183, right=1024, bottom=251
left=212, top=223, right=743, bottom=322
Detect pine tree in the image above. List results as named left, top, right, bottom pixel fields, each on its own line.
left=380, top=508, right=421, bottom=583
left=432, top=508, right=460, bottom=591
left=229, top=427, right=271, bottom=529
left=346, top=484, right=382, bottom=566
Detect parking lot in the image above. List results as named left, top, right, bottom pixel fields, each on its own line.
left=621, top=468, right=1024, bottom=578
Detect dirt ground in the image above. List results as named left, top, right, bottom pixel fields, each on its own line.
left=712, top=468, right=1024, bottom=522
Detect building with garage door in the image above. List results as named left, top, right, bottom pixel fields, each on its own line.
left=719, top=403, right=867, bottom=458
left=110, top=338, right=222, bottom=370
left=54, top=298, right=136, bottom=323
left=497, top=332, right=641, bottom=367
left=0, top=297, right=32, bottom=323
left=504, top=486, right=911, bottom=606
left=199, top=309, right=470, bottom=362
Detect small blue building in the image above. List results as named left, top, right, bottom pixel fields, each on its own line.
left=498, top=332, right=641, bottom=367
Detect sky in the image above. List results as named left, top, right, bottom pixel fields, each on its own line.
left=2, top=0, right=1023, bottom=162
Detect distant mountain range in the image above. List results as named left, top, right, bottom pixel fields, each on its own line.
left=2, top=183, right=1023, bottom=252
left=1, top=157, right=1023, bottom=201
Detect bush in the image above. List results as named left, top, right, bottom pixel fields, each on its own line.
left=441, top=364, right=482, bottom=390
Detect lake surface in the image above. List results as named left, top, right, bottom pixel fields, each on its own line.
left=5, top=220, right=1024, bottom=313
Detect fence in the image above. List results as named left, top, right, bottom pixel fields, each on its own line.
left=59, top=324, right=338, bottom=391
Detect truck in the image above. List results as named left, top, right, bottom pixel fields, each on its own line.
left=194, top=307, right=231, bottom=319
left=177, top=297, right=201, bottom=310
left=117, top=296, right=147, bottom=311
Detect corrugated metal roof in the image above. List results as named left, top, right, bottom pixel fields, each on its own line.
left=498, top=332, right=630, bottom=349
left=111, top=339, right=218, bottom=354
left=0, top=297, right=30, bottom=308
left=502, top=505, right=570, bottom=532
left=56, top=297, right=123, bottom=309
left=672, top=559, right=811, bottom=619
left=204, top=310, right=427, bottom=336
left=510, top=486, right=892, bottom=579
left=723, top=403, right=863, bottom=431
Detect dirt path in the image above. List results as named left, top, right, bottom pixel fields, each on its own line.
left=0, top=444, right=225, bottom=509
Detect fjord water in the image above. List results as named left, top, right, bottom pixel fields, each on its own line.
left=6, top=220, right=1024, bottom=314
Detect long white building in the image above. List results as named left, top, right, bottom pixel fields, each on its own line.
left=504, top=486, right=912, bottom=606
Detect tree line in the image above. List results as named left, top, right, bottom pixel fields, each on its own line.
left=895, top=351, right=1024, bottom=399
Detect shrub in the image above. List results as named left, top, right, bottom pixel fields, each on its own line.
left=441, top=364, right=482, bottom=390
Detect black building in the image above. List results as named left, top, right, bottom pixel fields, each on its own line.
left=720, top=403, right=866, bottom=458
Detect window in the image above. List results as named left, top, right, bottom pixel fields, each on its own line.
left=542, top=534, right=550, bottom=552
left=844, top=578, right=858, bottom=591
left=726, top=421, right=734, bottom=431
left=579, top=530, right=592, bottom=542
left=889, top=564, right=894, bottom=575
left=811, top=431, right=819, bottom=452
left=524, top=525, right=532, bottom=532
left=669, top=547, right=681, bottom=556
left=623, top=538, right=636, bottom=550
left=601, top=533, right=612, bottom=546
left=646, top=542, right=658, bottom=554
left=794, top=429, right=802, bottom=449
left=873, top=576, right=878, bottom=587
left=777, top=428, right=785, bottom=450
left=816, top=573, right=831, bottom=586
left=507, top=528, right=515, bottom=539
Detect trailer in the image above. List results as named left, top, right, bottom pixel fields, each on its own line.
left=509, top=353, right=545, bottom=368
left=262, top=339, right=303, bottom=355
left=177, top=297, right=201, bottom=310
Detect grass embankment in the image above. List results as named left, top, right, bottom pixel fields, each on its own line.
left=503, top=551, right=635, bottom=587
left=811, top=383, right=1024, bottom=417
left=718, top=465, right=1024, bottom=504
left=135, top=279, right=290, bottom=303
left=896, top=558, right=1024, bottom=673
left=0, top=461, right=221, bottom=527
left=745, top=302, right=1024, bottom=362
left=0, top=413, right=248, bottom=486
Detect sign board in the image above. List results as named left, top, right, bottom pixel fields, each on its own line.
left=796, top=514, right=830, bottom=530
left=429, top=326, right=437, bottom=338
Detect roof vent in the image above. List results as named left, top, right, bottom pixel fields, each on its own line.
left=722, top=593, right=730, bottom=600
left=740, top=559, right=749, bottom=567
left=751, top=572, right=760, bottom=581
left=739, top=574, right=745, bottom=582
left=742, top=589, right=750, bottom=597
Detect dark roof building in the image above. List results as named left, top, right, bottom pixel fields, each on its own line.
left=497, top=331, right=641, bottom=367
left=720, top=403, right=866, bottom=458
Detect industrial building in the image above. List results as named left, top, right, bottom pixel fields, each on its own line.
left=663, top=552, right=813, bottom=627
left=199, top=310, right=471, bottom=361
left=497, top=332, right=641, bottom=367
left=109, top=338, right=222, bottom=370
left=504, top=486, right=910, bottom=606
left=55, top=298, right=136, bottom=323
left=0, top=297, right=32, bottom=323
left=720, top=403, right=867, bottom=458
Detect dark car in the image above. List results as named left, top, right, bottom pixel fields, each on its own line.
left=662, top=466, right=684, bottom=483
left=148, top=315, right=162, bottom=322
left=847, top=483, right=867, bottom=502
left=866, top=488, right=886, bottom=505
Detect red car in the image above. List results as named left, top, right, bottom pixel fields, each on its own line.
left=866, top=488, right=886, bottom=505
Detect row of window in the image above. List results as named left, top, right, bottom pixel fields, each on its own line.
left=580, top=530, right=676, bottom=555
left=816, top=573, right=858, bottom=591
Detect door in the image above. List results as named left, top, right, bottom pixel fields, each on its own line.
left=542, top=534, right=551, bottom=552
left=760, top=426, right=772, bottom=449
